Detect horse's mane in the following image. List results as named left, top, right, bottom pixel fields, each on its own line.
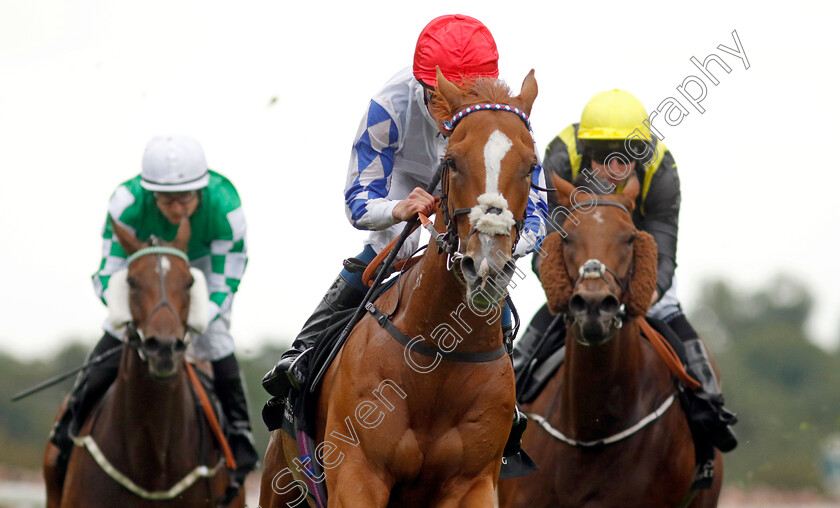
left=428, top=77, right=515, bottom=123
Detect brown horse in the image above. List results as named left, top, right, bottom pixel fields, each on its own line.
left=260, top=68, right=539, bottom=507
left=498, top=178, right=723, bottom=507
left=43, top=219, right=244, bottom=508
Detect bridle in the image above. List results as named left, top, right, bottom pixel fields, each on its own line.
left=561, top=198, right=635, bottom=330
left=432, top=102, right=541, bottom=267
left=124, top=243, right=192, bottom=359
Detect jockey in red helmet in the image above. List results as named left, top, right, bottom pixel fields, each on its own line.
left=263, top=14, right=547, bottom=462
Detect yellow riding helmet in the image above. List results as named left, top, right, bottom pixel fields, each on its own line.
left=578, top=89, right=650, bottom=141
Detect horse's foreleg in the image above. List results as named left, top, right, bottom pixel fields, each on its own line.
left=431, top=475, right=498, bottom=508
left=327, top=463, right=391, bottom=508
left=259, top=431, right=310, bottom=508
left=43, top=441, right=62, bottom=508
left=44, top=400, right=68, bottom=508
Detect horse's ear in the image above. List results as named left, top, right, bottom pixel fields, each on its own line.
left=171, top=218, right=191, bottom=253
left=551, top=173, right=576, bottom=208
left=618, top=174, right=640, bottom=210
left=516, top=69, right=538, bottom=116
left=435, top=66, right=464, bottom=113
left=111, top=218, right=143, bottom=256
left=539, top=232, right=574, bottom=315
left=624, top=230, right=658, bottom=317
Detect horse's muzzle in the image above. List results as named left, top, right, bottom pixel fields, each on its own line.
left=568, top=288, right=622, bottom=346
left=461, top=253, right=516, bottom=310
left=142, top=337, right=187, bottom=379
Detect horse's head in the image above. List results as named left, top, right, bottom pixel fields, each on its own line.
left=430, top=67, right=538, bottom=309
left=539, top=177, right=658, bottom=345
left=107, top=218, right=209, bottom=378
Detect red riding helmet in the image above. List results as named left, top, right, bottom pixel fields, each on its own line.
left=412, top=14, right=499, bottom=87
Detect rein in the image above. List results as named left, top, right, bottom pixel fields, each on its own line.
left=310, top=160, right=447, bottom=391
left=311, top=103, right=534, bottom=388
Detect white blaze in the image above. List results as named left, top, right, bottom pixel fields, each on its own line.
left=159, top=256, right=171, bottom=276
left=469, top=129, right=517, bottom=235
left=483, top=130, right=512, bottom=194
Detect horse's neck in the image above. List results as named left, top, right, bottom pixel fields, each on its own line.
left=98, top=349, right=197, bottom=467
left=396, top=243, right=503, bottom=354
left=560, top=321, right=652, bottom=438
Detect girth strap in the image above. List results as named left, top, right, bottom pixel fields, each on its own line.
left=365, top=303, right=507, bottom=363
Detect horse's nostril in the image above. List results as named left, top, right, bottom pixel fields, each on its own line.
left=145, top=337, right=161, bottom=352
left=461, top=257, right=477, bottom=280
left=600, top=295, right=620, bottom=315
left=569, top=294, right=587, bottom=314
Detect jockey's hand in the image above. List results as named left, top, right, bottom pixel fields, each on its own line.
left=392, top=187, right=437, bottom=222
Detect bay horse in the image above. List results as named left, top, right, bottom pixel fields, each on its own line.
left=260, top=67, right=539, bottom=507
left=497, top=177, right=723, bottom=507
left=43, top=218, right=245, bottom=508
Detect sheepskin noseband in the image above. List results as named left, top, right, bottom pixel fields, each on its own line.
left=106, top=267, right=210, bottom=336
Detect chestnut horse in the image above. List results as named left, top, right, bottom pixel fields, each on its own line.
left=498, top=178, right=723, bottom=507
left=260, top=68, right=539, bottom=507
left=43, top=219, right=244, bottom=508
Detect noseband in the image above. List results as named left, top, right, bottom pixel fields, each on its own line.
left=124, top=244, right=191, bottom=356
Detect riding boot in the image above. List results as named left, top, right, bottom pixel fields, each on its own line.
left=504, top=404, right=529, bottom=458
left=511, top=303, right=553, bottom=377
left=668, top=313, right=738, bottom=452
left=49, top=332, right=122, bottom=487
left=212, top=354, right=260, bottom=494
left=262, top=274, right=364, bottom=398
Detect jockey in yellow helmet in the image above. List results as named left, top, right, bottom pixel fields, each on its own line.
left=513, top=89, right=738, bottom=453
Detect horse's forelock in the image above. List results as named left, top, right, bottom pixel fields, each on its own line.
left=429, top=77, right=516, bottom=125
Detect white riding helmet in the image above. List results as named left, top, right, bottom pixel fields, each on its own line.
left=140, top=135, right=210, bottom=192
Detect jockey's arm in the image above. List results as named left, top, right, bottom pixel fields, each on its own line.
left=202, top=182, right=247, bottom=325
left=529, top=132, right=574, bottom=277
left=637, top=150, right=681, bottom=304
left=513, top=163, right=548, bottom=258
left=93, top=185, right=135, bottom=305
left=344, top=100, right=404, bottom=232
left=541, top=130, right=575, bottom=220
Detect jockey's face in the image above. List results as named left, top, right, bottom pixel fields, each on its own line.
left=154, top=191, right=199, bottom=224
left=590, top=158, right=637, bottom=188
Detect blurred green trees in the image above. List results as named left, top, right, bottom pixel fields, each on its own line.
left=691, top=275, right=840, bottom=491
left=1, top=275, right=839, bottom=493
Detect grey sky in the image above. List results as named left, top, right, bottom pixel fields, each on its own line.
left=1, top=0, right=838, bottom=360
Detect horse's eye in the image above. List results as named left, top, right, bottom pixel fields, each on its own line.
left=628, top=234, right=637, bottom=245
left=127, top=277, right=138, bottom=290
left=528, top=163, right=537, bottom=175
left=445, top=158, right=457, bottom=172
